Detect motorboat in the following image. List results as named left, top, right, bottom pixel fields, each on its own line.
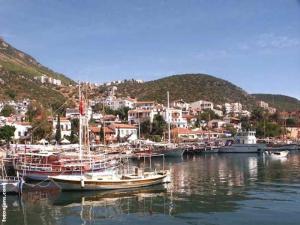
left=265, top=150, right=289, bottom=158
left=218, top=131, right=265, bottom=153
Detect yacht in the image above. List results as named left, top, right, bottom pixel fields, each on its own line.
left=218, top=131, right=265, bottom=153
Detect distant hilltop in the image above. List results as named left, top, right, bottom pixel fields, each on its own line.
left=252, top=94, right=300, bottom=112
left=98, top=74, right=257, bottom=110
left=0, top=38, right=298, bottom=112
left=0, top=38, right=76, bottom=109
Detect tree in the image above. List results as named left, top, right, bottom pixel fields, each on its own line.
left=140, top=119, right=151, bottom=137
left=31, top=118, right=52, bottom=142
left=26, top=102, right=43, bottom=122
left=199, top=109, right=219, bottom=122
left=28, top=104, right=52, bottom=142
left=117, top=128, right=121, bottom=142
left=256, top=121, right=283, bottom=138
left=0, top=125, right=16, bottom=146
left=51, top=100, right=66, bottom=116
left=5, top=89, right=16, bottom=99
left=55, top=115, right=61, bottom=143
left=99, top=126, right=104, bottom=143
left=286, top=118, right=297, bottom=127
left=240, top=116, right=252, bottom=130
left=0, top=105, right=15, bottom=117
left=66, top=118, right=79, bottom=144
left=151, top=115, right=167, bottom=136
left=224, top=124, right=237, bottom=136
left=251, top=107, right=264, bottom=122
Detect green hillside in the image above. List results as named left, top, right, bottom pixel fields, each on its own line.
left=252, top=94, right=300, bottom=111
left=0, top=38, right=76, bottom=108
left=100, top=74, right=257, bottom=109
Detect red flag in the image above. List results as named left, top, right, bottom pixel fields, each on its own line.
left=79, top=96, right=85, bottom=115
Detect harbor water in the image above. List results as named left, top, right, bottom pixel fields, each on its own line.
left=2, top=152, right=300, bottom=225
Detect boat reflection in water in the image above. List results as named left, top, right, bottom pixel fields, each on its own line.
left=3, top=153, right=300, bottom=225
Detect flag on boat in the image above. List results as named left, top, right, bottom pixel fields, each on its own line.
left=79, top=95, right=85, bottom=115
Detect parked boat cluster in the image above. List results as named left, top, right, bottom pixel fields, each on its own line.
left=1, top=129, right=299, bottom=194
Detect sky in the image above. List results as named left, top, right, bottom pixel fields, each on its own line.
left=0, top=0, right=299, bottom=99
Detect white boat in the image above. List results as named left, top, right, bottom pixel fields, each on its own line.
left=268, top=144, right=298, bottom=151
left=0, top=176, right=24, bottom=194
left=265, top=150, right=289, bottom=158
left=1, top=160, right=24, bottom=194
left=218, top=131, right=265, bottom=153
left=163, top=148, right=185, bottom=157
left=50, top=170, right=170, bottom=191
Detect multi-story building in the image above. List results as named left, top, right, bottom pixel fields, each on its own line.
left=224, top=102, right=243, bottom=115
left=110, top=97, right=136, bottom=110
left=162, top=108, right=187, bottom=128
left=52, top=116, right=72, bottom=138
left=189, top=100, right=214, bottom=111
left=257, top=101, right=277, bottom=114
left=128, top=109, right=158, bottom=124
left=134, top=101, right=155, bottom=110
left=7, top=122, right=32, bottom=140
left=113, top=124, right=138, bottom=141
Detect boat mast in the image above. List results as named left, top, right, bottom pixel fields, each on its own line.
left=79, top=83, right=82, bottom=162
left=167, top=91, right=171, bottom=144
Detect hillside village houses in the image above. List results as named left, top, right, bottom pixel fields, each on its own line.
left=34, top=74, right=62, bottom=86
left=0, top=99, right=30, bottom=116
left=1, top=86, right=300, bottom=144
left=90, top=123, right=138, bottom=144
left=257, top=101, right=277, bottom=114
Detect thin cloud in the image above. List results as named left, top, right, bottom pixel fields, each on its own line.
left=239, top=33, right=300, bottom=51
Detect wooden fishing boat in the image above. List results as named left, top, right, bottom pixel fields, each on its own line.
left=15, top=152, right=120, bottom=181
left=50, top=170, right=170, bottom=191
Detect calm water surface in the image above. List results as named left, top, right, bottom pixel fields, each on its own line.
left=2, top=152, right=300, bottom=225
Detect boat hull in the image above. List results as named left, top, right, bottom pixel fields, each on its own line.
left=218, top=144, right=265, bottom=153
left=50, top=173, right=169, bottom=191
left=0, top=180, right=22, bottom=194
left=157, top=148, right=185, bottom=157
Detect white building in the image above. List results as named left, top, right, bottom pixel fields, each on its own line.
left=163, top=108, right=188, bottom=128
left=52, top=117, right=72, bottom=137
left=111, top=97, right=136, bottom=110
left=113, top=124, right=138, bottom=141
left=66, top=108, right=80, bottom=119
left=189, top=100, right=214, bottom=111
left=213, top=109, right=223, bottom=117
left=224, top=102, right=243, bottom=115
left=128, top=109, right=158, bottom=124
left=207, top=119, right=227, bottom=129
left=6, top=122, right=32, bottom=140
left=134, top=101, right=155, bottom=110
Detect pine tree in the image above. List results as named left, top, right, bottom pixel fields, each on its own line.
left=99, top=126, right=104, bottom=143
left=55, top=114, right=61, bottom=143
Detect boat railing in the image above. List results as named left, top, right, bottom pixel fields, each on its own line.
left=0, top=176, right=19, bottom=181
left=16, top=163, right=55, bottom=171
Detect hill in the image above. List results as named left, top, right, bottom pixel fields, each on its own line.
left=99, top=74, right=257, bottom=109
left=0, top=38, right=76, bottom=108
left=252, top=94, right=300, bottom=111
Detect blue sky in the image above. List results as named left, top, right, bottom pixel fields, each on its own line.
left=0, top=0, right=299, bottom=98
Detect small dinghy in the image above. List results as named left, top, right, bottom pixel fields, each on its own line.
left=265, top=150, right=289, bottom=159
